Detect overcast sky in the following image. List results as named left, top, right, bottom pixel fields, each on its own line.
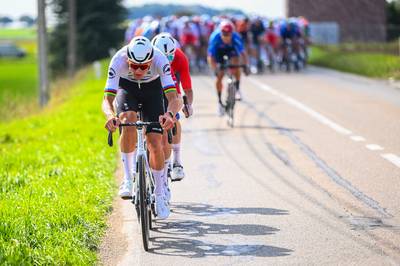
left=0, top=0, right=287, bottom=19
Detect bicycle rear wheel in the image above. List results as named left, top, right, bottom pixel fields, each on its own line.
left=138, top=155, right=150, bottom=251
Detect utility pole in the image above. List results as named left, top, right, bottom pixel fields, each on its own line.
left=37, top=0, right=49, bottom=106
left=67, top=0, right=77, bottom=77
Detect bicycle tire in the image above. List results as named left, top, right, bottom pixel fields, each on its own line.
left=138, top=155, right=149, bottom=251
left=226, top=82, right=236, bottom=128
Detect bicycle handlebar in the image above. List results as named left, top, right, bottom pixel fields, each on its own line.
left=107, top=121, right=172, bottom=147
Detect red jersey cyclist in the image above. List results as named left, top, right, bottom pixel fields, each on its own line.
left=152, top=33, right=194, bottom=189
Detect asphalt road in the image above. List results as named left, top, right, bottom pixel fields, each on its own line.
left=99, top=67, right=400, bottom=266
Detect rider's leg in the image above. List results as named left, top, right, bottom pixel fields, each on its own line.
left=119, top=111, right=138, bottom=179
left=172, top=120, right=182, bottom=163
left=161, top=130, right=172, bottom=181
left=216, top=71, right=224, bottom=103
left=216, top=71, right=225, bottom=115
left=171, top=120, right=185, bottom=180
left=146, top=133, right=164, bottom=196
left=231, top=56, right=241, bottom=91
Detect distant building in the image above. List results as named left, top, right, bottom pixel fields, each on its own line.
left=287, top=0, right=387, bottom=43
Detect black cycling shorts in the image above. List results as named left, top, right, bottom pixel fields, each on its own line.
left=116, top=77, right=165, bottom=134
left=215, top=47, right=240, bottom=64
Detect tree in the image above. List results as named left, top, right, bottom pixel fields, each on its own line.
left=49, top=0, right=126, bottom=74
left=386, top=0, right=400, bottom=40
left=19, top=15, right=35, bottom=26
left=0, top=16, right=13, bottom=25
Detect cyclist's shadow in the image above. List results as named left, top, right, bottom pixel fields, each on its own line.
left=148, top=202, right=292, bottom=258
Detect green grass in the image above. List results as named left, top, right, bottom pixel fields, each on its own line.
left=0, top=28, right=36, bottom=40
left=329, top=41, right=400, bottom=56
left=309, top=46, right=400, bottom=80
left=0, top=40, right=38, bottom=121
left=0, top=62, right=117, bottom=264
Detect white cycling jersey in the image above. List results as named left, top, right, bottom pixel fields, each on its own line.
left=104, top=46, right=176, bottom=96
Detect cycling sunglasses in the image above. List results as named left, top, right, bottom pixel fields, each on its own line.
left=221, top=31, right=232, bottom=37
left=128, top=61, right=151, bottom=71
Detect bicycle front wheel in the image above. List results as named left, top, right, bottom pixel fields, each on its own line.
left=226, top=82, right=236, bottom=128
left=138, top=155, right=150, bottom=251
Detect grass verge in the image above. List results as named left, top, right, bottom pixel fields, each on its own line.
left=0, top=61, right=117, bottom=264
left=309, top=46, right=400, bottom=80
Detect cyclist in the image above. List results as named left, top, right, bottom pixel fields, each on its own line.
left=102, top=36, right=182, bottom=219
left=250, top=17, right=266, bottom=73
left=152, top=33, right=194, bottom=185
left=280, top=19, right=302, bottom=70
left=207, top=19, right=249, bottom=116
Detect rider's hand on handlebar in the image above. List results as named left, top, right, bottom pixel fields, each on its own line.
left=159, top=113, right=175, bottom=130
left=182, top=104, right=193, bottom=118
left=105, top=116, right=120, bottom=132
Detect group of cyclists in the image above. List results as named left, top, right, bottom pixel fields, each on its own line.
left=125, top=15, right=311, bottom=74
left=102, top=14, right=311, bottom=220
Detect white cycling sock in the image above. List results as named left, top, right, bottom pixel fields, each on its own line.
left=132, top=150, right=137, bottom=175
left=152, top=168, right=165, bottom=196
left=172, top=143, right=181, bottom=165
left=163, top=157, right=171, bottom=185
left=121, top=152, right=134, bottom=181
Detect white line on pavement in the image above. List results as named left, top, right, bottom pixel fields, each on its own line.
left=249, top=79, right=353, bottom=136
left=365, top=144, right=384, bottom=151
left=350, top=136, right=366, bottom=142
left=249, top=78, right=400, bottom=170
left=381, top=154, right=400, bottom=169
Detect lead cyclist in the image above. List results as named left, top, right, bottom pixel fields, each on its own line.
left=102, top=36, right=182, bottom=219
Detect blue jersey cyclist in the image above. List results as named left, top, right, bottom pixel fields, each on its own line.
left=280, top=20, right=301, bottom=41
left=207, top=20, right=249, bottom=116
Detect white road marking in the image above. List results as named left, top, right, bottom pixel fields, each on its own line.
left=366, top=144, right=384, bottom=151
left=350, top=136, right=366, bottom=142
left=381, top=154, right=400, bottom=169
left=249, top=79, right=353, bottom=136
left=249, top=78, right=400, bottom=169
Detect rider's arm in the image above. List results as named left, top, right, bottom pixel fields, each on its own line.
left=102, top=53, right=121, bottom=131
left=102, top=95, right=116, bottom=119
left=175, top=49, right=193, bottom=105
left=156, top=53, right=183, bottom=115
left=165, top=90, right=183, bottom=116
left=184, top=90, right=193, bottom=106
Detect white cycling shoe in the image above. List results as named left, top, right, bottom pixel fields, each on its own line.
left=119, top=178, right=133, bottom=199
left=171, top=163, right=185, bottom=181
left=156, top=195, right=170, bottom=219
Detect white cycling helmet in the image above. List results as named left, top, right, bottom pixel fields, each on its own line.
left=151, top=33, right=177, bottom=62
left=127, top=36, right=154, bottom=64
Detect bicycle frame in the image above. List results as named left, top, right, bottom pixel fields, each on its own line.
left=133, top=122, right=155, bottom=207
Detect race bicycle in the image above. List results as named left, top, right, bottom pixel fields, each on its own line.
left=219, top=56, right=247, bottom=128
left=107, top=106, right=160, bottom=251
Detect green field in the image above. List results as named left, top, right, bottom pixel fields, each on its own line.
left=0, top=63, right=117, bottom=264
left=0, top=28, right=36, bottom=40
left=0, top=39, right=38, bottom=121
left=309, top=46, right=400, bottom=80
